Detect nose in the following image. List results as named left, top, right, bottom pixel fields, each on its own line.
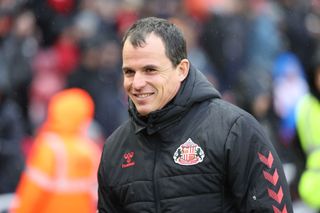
left=132, top=72, right=146, bottom=90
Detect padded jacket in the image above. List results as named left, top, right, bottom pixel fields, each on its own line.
left=98, top=65, right=293, bottom=213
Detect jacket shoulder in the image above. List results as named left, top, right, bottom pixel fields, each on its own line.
left=101, top=120, right=133, bottom=159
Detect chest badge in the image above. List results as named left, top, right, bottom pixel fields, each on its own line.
left=122, top=151, right=136, bottom=168
left=173, top=138, right=205, bottom=166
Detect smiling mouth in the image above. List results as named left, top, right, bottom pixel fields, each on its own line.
left=134, top=93, right=153, bottom=98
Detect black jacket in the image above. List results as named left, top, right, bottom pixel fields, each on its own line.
left=98, top=66, right=293, bottom=212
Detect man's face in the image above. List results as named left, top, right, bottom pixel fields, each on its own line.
left=122, top=33, right=188, bottom=116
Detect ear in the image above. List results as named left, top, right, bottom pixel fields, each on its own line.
left=177, top=59, right=190, bottom=82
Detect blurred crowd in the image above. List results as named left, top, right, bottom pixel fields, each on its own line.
left=0, top=0, right=320, bottom=212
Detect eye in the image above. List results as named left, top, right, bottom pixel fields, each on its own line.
left=145, top=68, right=155, bottom=72
left=123, top=69, right=135, bottom=77
left=144, top=67, right=157, bottom=73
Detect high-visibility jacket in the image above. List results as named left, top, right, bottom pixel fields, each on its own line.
left=10, top=88, right=101, bottom=213
left=296, top=94, right=320, bottom=208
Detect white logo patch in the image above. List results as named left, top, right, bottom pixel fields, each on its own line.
left=173, top=138, right=205, bottom=166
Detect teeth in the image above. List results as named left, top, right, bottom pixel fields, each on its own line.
left=136, top=94, right=151, bottom=98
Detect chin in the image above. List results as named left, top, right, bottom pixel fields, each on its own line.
left=140, top=112, right=151, bottom=116
left=137, top=108, right=152, bottom=117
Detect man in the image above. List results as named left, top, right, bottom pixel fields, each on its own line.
left=98, top=17, right=293, bottom=212
left=296, top=55, right=320, bottom=210
left=0, top=75, right=25, bottom=195
left=11, top=88, right=101, bottom=213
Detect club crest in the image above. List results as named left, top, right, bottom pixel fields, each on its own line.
left=173, top=138, right=205, bottom=166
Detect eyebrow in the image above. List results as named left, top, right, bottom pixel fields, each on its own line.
left=122, top=67, right=132, bottom=72
left=122, top=64, right=159, bottom=72
left=143, top=64, right=158, bottom=70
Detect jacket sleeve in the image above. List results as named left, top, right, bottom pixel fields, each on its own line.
left=225, top=114, right=293, bottom=213
left=97, top=148, right=123, bottom=213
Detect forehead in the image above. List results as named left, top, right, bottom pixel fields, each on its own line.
left=122, top=33, right=170, bottom=68
left=123, top=33, right=166, bottom=56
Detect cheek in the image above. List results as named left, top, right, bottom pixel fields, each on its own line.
left=123, top=79, right=131, bottom=91
left=161, top=76, right=179, bottom=96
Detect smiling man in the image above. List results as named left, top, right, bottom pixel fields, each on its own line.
left=97, top=17, right=293, bottom=213
left=122, top=31, right=189, bottom=116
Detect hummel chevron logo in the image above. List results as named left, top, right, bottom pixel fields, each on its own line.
left=258, top=151, right=274, bottom=168
left=268, top=187, right=283, bottom=204
left=272, top=205, right=287, bottom=213
left=263, top=169, right=279, bottom=186
left=122, top=152, right=135, bottom=168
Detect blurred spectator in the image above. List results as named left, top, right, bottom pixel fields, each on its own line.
left=26, top=0, right=79, bottom=47
left=170, top=16, right=218, bottom=86
left=0, top=73, right=25, bottom=194
left=245, top=0, right=284, bottom=75
left=94, top=39, right=128, bottom=137
left=73, top=0, right=118, bottom=43
left=0, top=10, right=12, bottom=42
left=279, top=0, right=317, bottom=71
left=115, top=0, right=142, bottom=36
left=10, top=88, right=101, bottom=213
left=28, top=49, right=66, bottom=130
left=200, top=0, right=248, bottom=102
left=66, top=38, right=127, bottom=138
left=73, top=4, right=101, bottom=41
left=183, top=0, right=220, bottom=21
left=272, top=52, right=308, bottom=145
left=53, top=23, right=80, bottom=76
left=295, top=54, right=320, bottom=211
left=28, top=21, right=81, bottom=132
left=0, top=9, right=39, bottom=134
left=305, top=0, right=320, bottom=63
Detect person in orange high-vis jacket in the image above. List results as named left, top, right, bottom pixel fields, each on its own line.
left=10, top=88, right=101, bottom=213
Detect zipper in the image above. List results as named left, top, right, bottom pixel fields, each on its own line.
left=153, top=139, right=160, bottom=213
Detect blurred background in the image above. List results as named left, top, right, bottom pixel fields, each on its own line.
left=0, top=0, right=320, bottom=212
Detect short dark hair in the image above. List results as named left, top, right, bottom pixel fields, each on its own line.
left=121, top=17, right=187, bottom=67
